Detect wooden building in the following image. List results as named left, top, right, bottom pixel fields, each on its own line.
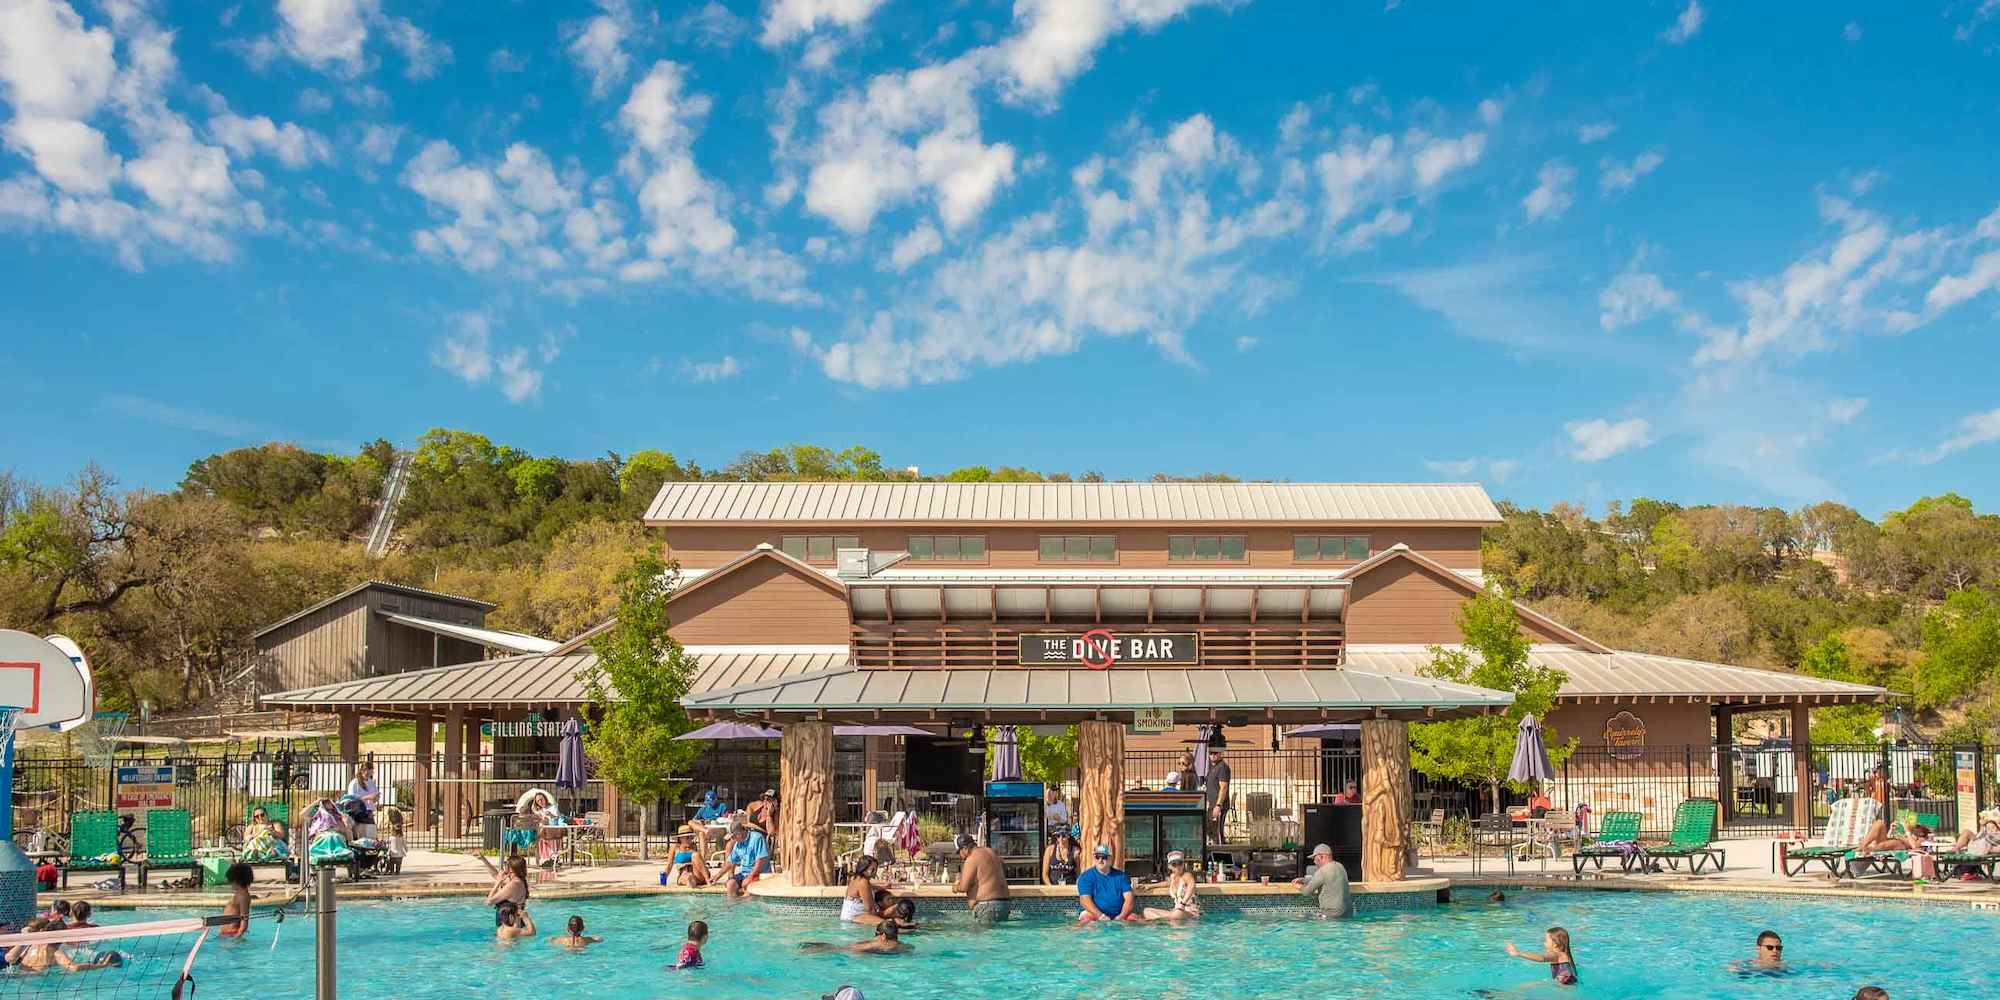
left=252, top=581, right=556, bottom=695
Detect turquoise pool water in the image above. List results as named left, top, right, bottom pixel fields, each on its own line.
left=59, top=890, right=1998, bottom=999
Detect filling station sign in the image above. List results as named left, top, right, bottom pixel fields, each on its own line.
left=1017, top=630, right=1201, bottom=668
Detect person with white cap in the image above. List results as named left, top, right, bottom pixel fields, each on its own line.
left=1076, top=843, right=1138, bottom=923
left=1293, top=843, right=1351, bottom=917
left=1139, top=850, right=1201, bottom=920
left=822, top=987, right=864, bottom=1000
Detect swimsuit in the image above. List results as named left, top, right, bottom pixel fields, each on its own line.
left=1048, top=852, right=1076, bottom=884
left=673, top=942, right=703, bottom=969
left=1551, top=961, right=1578, bottom=985
left=1169, top=878, right=1201, bottom=916
left=840, top=893, right=870, bottom=921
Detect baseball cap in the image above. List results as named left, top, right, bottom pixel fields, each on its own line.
left=955, top=834, right=977, bottom=850
left=1312, top=843, right=1333, bottom=856
left=763, top=789, right=776, bottom=797
left=1165, top=851, right=1185, bottom=864
left=822, top=988, right=864, bottom=1000
left=1093, top=843, right=1112, bottom=858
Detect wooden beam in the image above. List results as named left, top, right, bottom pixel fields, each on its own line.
left=990, top=585, right=998, bottom=624
left=1249, top=588, right=1259, bottom=624
left=939, top=587, right=948, bottom=624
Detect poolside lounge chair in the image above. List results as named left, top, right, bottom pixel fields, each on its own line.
left=60, top=810, right=127, bottom=890
left=1571, top=810, right=1643, bottom=876
left=1841, top=814, right=1932, bottom=880
left=1641, top=798, right=1725, bottom=875
left=1783, top=796, right=1879, bottom=877
left=139, top=808, right=200, bottom=890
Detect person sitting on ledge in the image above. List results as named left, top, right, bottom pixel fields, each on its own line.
left=1076, top=844, right=1139, bottom=923
left=1294, top=843, right=1351, bottom=917
left=724, top=820, right=770, bottom=899
left=1139, top=851, right=1201, bottom=920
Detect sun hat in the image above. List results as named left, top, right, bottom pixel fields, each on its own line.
left=1093, top=843, right=1112, bottom=858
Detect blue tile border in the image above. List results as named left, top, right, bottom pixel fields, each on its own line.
left=756, top=888, right=1438, bottom=919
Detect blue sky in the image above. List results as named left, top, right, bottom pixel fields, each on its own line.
left=3, top=1, right=1999, bottom=518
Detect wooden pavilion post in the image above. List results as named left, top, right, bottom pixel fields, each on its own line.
left=780, top=721, right=835, bottom=886
left=1359, top=718, right=1412, bottom=882
left=1077, top=720, right=1126, bottom=864
left=1715, top=706, right=1735, bottom=826
left=412, top=713, right=434, bottom=834
left=1790, top=704, right=1812, bottom=833
left=461, top=715, right=483, bottom=830
left=442, top=707, right=464, bottom=838
left=337, top=710, right=360, bottom=763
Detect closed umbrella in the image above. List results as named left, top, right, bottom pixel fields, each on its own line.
left=555, top=717, right=587, bottom=817
left=1508, top=714, right=1555, bottom=785
left=989, top=726, right=1021, bottom=782
left=1192, top=724, right=1222, bottom=783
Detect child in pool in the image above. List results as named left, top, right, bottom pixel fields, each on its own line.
left=549, top=915, right=603, bottom=950
left=673, top=920, right=708, bottom=969
left=1504, top=926, right=1578, bottom=985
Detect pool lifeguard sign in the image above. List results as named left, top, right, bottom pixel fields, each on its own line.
left=1018, top=630, right=1200, bottom=668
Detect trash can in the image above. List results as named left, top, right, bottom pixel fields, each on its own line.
left=482, top=809, right=510, bottom=851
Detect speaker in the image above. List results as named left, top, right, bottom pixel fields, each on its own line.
left=1300, top=803, right=1363, bottom=877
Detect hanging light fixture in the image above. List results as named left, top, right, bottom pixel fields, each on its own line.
left=968, top=725, right=987, bottom=754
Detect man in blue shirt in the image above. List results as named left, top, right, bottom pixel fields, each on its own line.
left=693, top=789, right=728, bottom=822
left=725, top=820, right=770, bottom=899
left=1075, top=843, right=1137, bottom=922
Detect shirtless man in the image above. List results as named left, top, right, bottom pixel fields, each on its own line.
left=219, top=862, right=255, bottom=938
left=953, top=834, right=1010, bottom=925
left=5, top=918, right=121, bottom=972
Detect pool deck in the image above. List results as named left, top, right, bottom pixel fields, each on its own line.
left=61, top=835, right=2000, bottom=912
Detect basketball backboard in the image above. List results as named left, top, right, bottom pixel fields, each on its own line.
left=0, top=630, right=94, bottom=731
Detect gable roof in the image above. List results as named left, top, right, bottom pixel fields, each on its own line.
left=1344, top=646, right=1888, bottom=705
left=1339, top=544, right=1610, bottom=653
left=254, top=580, right=497, bottom=639
left=645, top=481, right=1503, bottom=525
left=664, top=543, right=849, bottom=604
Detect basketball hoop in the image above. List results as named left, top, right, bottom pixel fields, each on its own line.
left=74, top=711, right=129, bottom=769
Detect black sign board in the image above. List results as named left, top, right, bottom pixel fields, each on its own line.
left=1017, top=630, right=1201, bottom=668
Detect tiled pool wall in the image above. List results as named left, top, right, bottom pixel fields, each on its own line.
left=756, top=889, right=1441, bottom=918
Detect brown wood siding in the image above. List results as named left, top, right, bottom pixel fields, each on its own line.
left=1343, top=559, right=1571, bottom=646
left=1544, top=702, right=1715, bottom=749
left=258, top=592, right=370, bottom=692
left=660, top=525, right=1482, bottom=571
left=668, top=557, right=850, bottom=645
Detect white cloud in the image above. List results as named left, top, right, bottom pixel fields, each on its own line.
left=403, top=139, right=588, bottom=274
left=1565, top=417, right=1653, bottom=462
left=566, top=0, right=636, bottom=99
left=379, top=14, right=450, bottom=79
left=1924, top=250, right=2000, bottom=312
left=1598, top=265, right=1679, bottom=330
left=1599, top=150, right=1664, bottom=194
left=1661, top=1, right=1704, bottom=44
left=356, top=122, right=401, bottom=163
left=677, top=2, right=748, bottom=47
left=760, top=0, right=885, bottom=47
left=432, top=313, right=561, bottom=402
left=889, top=221, right=943, bottom=270
left=682, top=355, right=743, bottom=382
left=1522, top=159, right=1574, bottom=222
left=1843, top=22, right=1862, bottom=43
left=433, top=312, right=494, bottom=382
left=1576, top=122, right=1616, bottom=144
left=208, top=112, right=332, bottom=169
left=296, top=88, right=334, bottom=113
left=1310, top=115, right=1492, bottom=253
left=1912, top=407, right=2000, bottom=464
left=275, top=0, right=369, bottom=72
left=1233, top=335, right=1259, bottom=352
left=1410, top=131, right=1486, bottom=188
left=998, top=0, right=1224, bottom=106
left=1826, top=397, right=1868, bottom=424
left=3, top=115, right=121, bottom=193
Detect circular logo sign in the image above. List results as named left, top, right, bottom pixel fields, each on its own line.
left=1079, top=628, right=1116, bottom=670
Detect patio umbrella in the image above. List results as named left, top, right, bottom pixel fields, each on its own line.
left=988, top=725, right=1021, bottom=782
left=1191, top=723, right=1221, bottom=783
left=674, top=721, right=782, bottom=740
left=555, top=717, right=587, bottom=817
left=1508, top=714, right=1555, bottom=785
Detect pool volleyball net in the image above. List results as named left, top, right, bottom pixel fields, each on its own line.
left=0, top=912, right=251, bottom=999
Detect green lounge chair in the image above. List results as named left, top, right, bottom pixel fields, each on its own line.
left=139, top=808, right=200, bottom=890
left=59, top=810, right=128, bottom=890
left=1840, top=814, right=1935, bottom=879
left=1571, top=810, right=1644, bottom=876
left=1641, top=798, right=1725, bottom=874
left=1932, top=850, right=2000, bottom=883
left=1784, top=796, right=1879, bottom=876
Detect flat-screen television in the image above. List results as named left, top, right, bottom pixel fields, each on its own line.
left=904, top=737, right=983, bottom=794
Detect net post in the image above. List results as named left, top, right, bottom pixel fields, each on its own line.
left=0, top=706, right=34, bottom=933
left=316, top=863, right=337, bottom=1000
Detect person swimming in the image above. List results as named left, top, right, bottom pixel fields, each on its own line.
left=1504, top=926, right=1577, bottom=985
left=673, top=920, right=708, bottom=969
left=799, top=921, right=912, bottom=955
left=548, top=915, right=602, bottom=950
left=494, top=901, right=536, bottom=942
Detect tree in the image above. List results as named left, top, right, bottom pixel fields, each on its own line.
left=1007, top=725, right=1078, bottom=785
left=579, top=551, right=703, bottom=825
left=1409, top=590, right=1572, bottom=813
left=1913, top=586, right=2000, bottom=712
left=1798, top=635, right=1883, bottom=745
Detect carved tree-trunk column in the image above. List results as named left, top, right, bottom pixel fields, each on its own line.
left=780, top=722, right=835, bottom=886
left=1360, top=718, right=1412, bottom=883
left=1078, top=721, right=1126, bottom=864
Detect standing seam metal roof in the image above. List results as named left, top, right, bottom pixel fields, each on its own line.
left=1341, top=647, right=1888, bottom=701
left=644, top=482, right=1502, bottom=524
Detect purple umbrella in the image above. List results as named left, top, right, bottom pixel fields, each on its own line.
left=1508, top=714, right=1555, bottom=784
left=555, top=716, right=587, bottom=816
left=989, top=726, right=1021, bottom=782
left=675, top=720, right=783, bottom=740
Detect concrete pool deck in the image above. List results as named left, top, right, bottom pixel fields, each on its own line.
left=64, top=836, right=2000, bottom=912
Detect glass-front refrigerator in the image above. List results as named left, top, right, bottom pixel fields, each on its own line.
left=982, top=781, right=1045, bottom=883
left=1121, top=791, right=1206, bottom=880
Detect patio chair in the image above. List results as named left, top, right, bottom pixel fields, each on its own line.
left=139, top=808, right=201, bottom=890
left=1521, top=813, right=1577, bottom=865
left=1469, top=813, right=1520, bottom=875
left=1841, top=812, right=1934, bottom=880
left=1415, top=809, right=1446, bottom=859
left=1572, top=810, right=1643, bottom=876
left=1641, top=798, right=1725, bottom=875
left=60, top=810, right=128, bottom=890
left=1782, top=796, right=1878, bottom=877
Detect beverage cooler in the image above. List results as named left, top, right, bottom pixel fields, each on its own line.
left=982, top=781, right=1046, bottom=883
left=1122, top=791, right=1206, bottom=881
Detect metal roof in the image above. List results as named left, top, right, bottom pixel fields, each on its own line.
left=645, top=481, right=1503, bottom=525
left=261, top=646, right=848, bottom=714
left=682, top=664, right=1513, bottom=722
left=1342, top=646, right=1889, bottom=704
left=379, top=612, right=559, bottom=654
left=253, top=580, right=497, bottom=639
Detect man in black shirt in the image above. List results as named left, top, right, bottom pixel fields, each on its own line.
left=1205, top=747, right=1232, bottom=843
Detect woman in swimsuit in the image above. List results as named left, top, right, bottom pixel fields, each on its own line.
left=840, top=856, right=879, bottom=922
left=1505, top=926, right=1578, bottom=985
left=1140, top=851, right=1201, bottom=920
left=1042, top=828, right=1080, bottom=885
left=667, top=833, right=709, bottom=887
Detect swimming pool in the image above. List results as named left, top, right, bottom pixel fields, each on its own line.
left=76, top=889, right=1998, bottom=999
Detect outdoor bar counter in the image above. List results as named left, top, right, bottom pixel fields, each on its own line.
left=748, top=872, right=1450, bottom=916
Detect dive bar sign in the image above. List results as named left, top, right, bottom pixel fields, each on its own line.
left=1018, top=630, right=1201, bottom=669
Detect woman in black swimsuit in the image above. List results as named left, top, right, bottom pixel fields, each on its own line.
left=1042, top=828, right=1080, bottom=885
left=1505, top=926, right=1578, bottom=985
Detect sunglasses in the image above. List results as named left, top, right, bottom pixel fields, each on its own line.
left=1760, top=944, right=1783, bottom=952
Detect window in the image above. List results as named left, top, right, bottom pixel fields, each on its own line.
left=906, top=535, right=986, bottom=561
left=1293, top=535, right=1369, bottom=562
left=1169, top=535, right=1247, bottom=561
left=781, top=535, right=859, bottom=562
left=1040, top=534, right=1117, bottom=562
